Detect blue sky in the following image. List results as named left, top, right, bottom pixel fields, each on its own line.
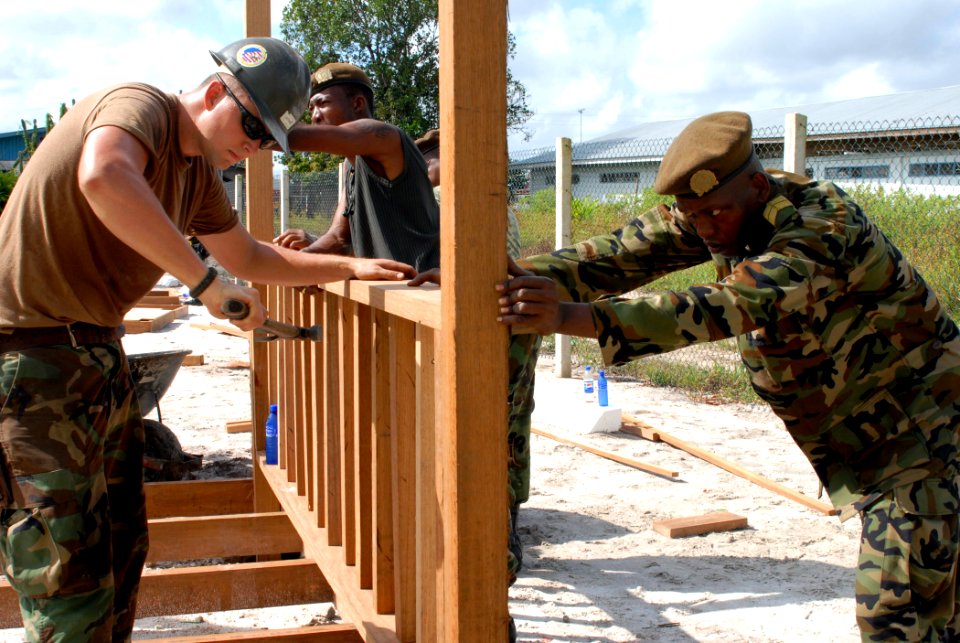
left=4, top=0, right=959, bottom=153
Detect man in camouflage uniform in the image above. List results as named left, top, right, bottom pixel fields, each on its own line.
left=0, top=39, right=414, bottom=642
left=497, top=111, right=960, bottom=641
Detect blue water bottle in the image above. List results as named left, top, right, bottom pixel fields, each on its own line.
left=265, top=404, right=278, bottom=465
left=597, top=370, right=609, bottom=407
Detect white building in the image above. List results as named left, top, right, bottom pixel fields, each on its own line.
left=510, top=85, right=960, bottom=198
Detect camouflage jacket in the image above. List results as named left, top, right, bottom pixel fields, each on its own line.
left=525, top=173, right=960, bottom=512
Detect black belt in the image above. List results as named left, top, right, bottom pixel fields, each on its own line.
left=0, top=323, right=120, bottom=353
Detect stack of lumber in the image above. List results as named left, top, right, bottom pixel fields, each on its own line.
left=122, top=288, right=188, bottom=334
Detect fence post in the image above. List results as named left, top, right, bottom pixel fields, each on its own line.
left=233, top=174, right=244, bottom=223
left=279, top=167, right=290, bottom=234
left=784, top=113, right=808, bottom=175
left=555, top=137, right=573, bottom=378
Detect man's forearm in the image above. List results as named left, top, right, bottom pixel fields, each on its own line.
left=557, top=302, right=599, bottom=337
left=303, top=232, right=352, bottom=255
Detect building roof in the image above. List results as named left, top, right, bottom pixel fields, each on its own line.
left=512, top=85, right=960, bottom=167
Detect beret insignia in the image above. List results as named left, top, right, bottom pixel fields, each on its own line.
left=690, top=169, right=719, bottom=197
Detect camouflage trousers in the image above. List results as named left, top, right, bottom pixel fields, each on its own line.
left=0, top=342, right=148, bottom=643
left=856, top=477, right=960, bottom=642
left=506, top=332, right=541, bottom=584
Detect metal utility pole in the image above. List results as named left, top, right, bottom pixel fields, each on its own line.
left=578, top=108, right=585, bottom=142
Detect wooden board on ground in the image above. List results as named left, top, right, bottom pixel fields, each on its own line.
left=138, top=294, right=183, bottom=307
left=227, top=419, right=252, bottom=434
left=123, top=306, right=188, bottom=334
left=652, top=511, right=748, bottom=538
left=182, top=354, right=205, bottom=366
left=189, top=319, right=251, bottom=339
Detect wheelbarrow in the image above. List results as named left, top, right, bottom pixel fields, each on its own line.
left=126, top=349, right=203, bottom=481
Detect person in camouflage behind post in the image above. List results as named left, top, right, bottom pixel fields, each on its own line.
left=496, top=111, right=960, bottom=642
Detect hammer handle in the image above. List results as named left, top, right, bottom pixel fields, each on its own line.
left=220, top=299, right=308, bottom=339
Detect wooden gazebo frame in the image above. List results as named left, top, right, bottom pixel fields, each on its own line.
left=5, top=0, right=507, bottom=641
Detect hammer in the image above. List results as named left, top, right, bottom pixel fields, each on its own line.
left=220, top=299, right=323, bottom=342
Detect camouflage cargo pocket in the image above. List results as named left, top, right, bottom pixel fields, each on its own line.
left=0, top=505, right=64, bottom=599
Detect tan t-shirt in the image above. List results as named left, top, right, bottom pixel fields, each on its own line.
left=0, top=83, right=237, bottom=328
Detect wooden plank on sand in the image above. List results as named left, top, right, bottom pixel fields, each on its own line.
left=620, top=415, right=838, bottom=516
left=189, top=319, right=251, bottom=338
left=227, top=419, right=253, bottom=433
left=653, top=511, right=748, bottom=538
left=182, top=353, right=205, bottom=366
left=123, top=306, right=187, bottom=333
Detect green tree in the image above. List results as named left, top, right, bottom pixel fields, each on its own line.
left=3, top=101, right=73, bottom=210
left=280, top=0, right=532, bottom=172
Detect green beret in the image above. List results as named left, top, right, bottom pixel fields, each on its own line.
left=654, top=111, right=755, bottom=198
left=415, top=129, right=440, bottom=154
left=311, top=62, right=373, bottom=95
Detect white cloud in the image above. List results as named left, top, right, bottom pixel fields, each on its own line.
left=1, top=0, right=288, bottom=131
left=506, top=0, right=960, bottom=149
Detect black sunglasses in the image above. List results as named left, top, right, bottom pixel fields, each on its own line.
left=217, top=74, right=275, bottom=149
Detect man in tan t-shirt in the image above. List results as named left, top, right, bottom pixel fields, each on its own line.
left=0, top=37, right=414, bottom=642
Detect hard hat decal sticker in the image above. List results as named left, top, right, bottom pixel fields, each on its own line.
left=280, top=111, right=297, bottom=129
left=236, top=44, right=268, bottom=68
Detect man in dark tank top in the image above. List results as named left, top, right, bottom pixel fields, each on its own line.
left=274, top=62, right=440, bottom=272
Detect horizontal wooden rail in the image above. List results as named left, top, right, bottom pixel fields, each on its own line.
left=0, top=559, right=331, bottom=628
left=322, top=281, right=441, bottom=330
left=147, top=512, right=302, bottom=562
left=146, top=478, right=254, bottom=518
left=148, top=624, right=362, bottom=643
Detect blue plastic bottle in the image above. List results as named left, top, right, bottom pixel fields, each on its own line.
left=583, top=365, right=595, bottom=398
left=597, top=370, right=609, bottom=407
left=265, top=404, right=278, bottom=465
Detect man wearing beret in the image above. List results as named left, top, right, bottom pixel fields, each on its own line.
left=497, top=111, right=960, bottom=641
left=274, top=62, right=440, bottom=272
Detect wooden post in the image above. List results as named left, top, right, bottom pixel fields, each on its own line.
left=279, top=166, right=290, bottom=233
left=244, top=0, right=278, bottom=516
left=554, top=137, right=573, bottom=378
left=784, top=112, right=808, bottom=175
left=438, top=0, right=510, bottom=640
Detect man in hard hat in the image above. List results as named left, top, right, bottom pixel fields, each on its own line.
left=273, top=62, right=440, bottom=272
left=0, top=38, right=414, bottom=642
left=496, top=111, right=960, bottom=641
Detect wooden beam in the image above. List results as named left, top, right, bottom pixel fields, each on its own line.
left=146, top=512, right=302, bottom=562
left=259, top=457, right=399, bottom=642
left=123, top=306, right=188, bottom=333
left=226, top=419, right=253, bottom=433
left=146, top=479, right=253, bottom=518
left=532, top=426, right=679, bottom=479
left=146, top=624, right=362, bottom=643
left=652, top=512, right=748, bottom=538
left=437, top=0, right=510, bottom=640
left=182, top=353, right=205, bottom=366
left=324, top=281, right=440, bottom=331
left=136, top=559, right=332, bottom=618
left=620, top=415, right=838, bottom=516
left=0, top=559, right=332, bottom=627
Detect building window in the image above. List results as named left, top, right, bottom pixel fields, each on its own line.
left=823, top=165, right=889, bottom=179
left=600, top=172, right=640, bottom=183
left=545, top=173, right=580, bottom=185
left=908, top=162, right=960, bottom=177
